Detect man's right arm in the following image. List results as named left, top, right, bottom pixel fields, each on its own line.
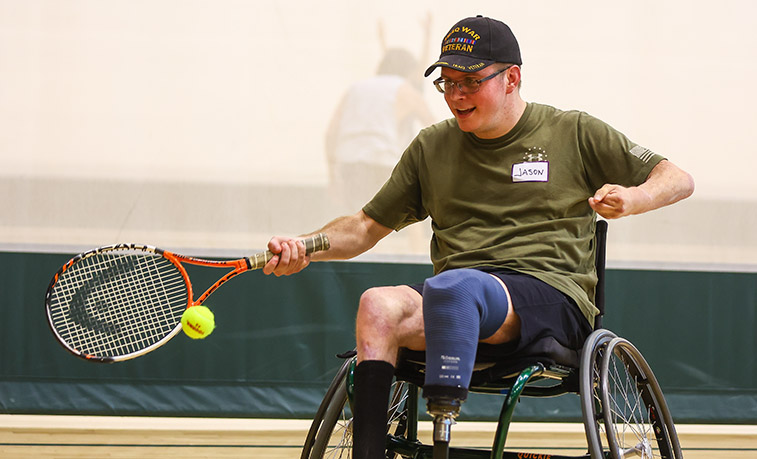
left=263, top=210, right=393, bottom=277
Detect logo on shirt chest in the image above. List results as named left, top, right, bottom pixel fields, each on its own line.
left=512, top=147, right=549, bottom=183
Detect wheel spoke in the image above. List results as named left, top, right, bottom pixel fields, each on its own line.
left=607, top=359, right=649, bottom=450
left=312, top=378, right=408, bottom=458
left=598, top=338, right=680, bottom=459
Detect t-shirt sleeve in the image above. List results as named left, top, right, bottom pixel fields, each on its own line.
left=362, top=138, right=429, bottom=231
left=577, top=112, right=665, bottom=190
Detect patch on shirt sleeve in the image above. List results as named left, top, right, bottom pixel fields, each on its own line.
left=629, top=145, right=655, bottom=163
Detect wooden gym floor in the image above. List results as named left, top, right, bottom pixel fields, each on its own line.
left=1, top=415, right=756, bottom=458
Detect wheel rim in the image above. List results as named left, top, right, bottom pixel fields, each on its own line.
left=580, top=329, right=617, bottom=458
left=319, top=380, right=410, bottom=458
left=599, top=338, right=674, bottom=458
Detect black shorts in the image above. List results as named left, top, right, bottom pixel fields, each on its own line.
left=409, top=268, right=592, bottom=358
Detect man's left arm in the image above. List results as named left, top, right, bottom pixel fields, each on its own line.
left=589, top=160, right=695, bottom=219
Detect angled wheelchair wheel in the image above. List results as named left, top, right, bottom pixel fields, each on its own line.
left=599, top=337, right=682, bottom=459
left=302, top=357, right=352, bottom=459
left=302, top=356, right=412, bottom=459
left=580, top=329, right=618, bottom=458
left=310, top=375, right=352, bottom=458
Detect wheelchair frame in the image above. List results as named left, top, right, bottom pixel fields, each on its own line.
left=301, top=221, right=683, bottom=459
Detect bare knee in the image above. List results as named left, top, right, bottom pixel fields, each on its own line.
left=357, top=287, right=392, bottom=326
left=356, top=287, right=406, bottom=342
left=355, top=286, right=424, bottom=364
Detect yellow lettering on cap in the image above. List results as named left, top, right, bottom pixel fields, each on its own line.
left=444, top=27, right=460, bottom=42
left=442, top=43, right=474, bottom=53
left=460, top=26, right=481, bottom=41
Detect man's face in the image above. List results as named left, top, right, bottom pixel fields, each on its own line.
left=441, top=66, right=511, bottom=139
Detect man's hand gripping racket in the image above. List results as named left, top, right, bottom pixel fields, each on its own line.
left=44, top=234, right=329, bottom=363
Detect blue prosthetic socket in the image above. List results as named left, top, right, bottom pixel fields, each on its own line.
left=422, top=269, right=510, bottom=403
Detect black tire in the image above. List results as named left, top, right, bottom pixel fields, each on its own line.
left=311, top=376, right=352, bottom=457
left=580, top=329, right=618, bottom=458
left=302, top=357, right=352, bottom=458
left=303, top=357, right=411, bottom=458
left=599, top=337, right=683, bottom=459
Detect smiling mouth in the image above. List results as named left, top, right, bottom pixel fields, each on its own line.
left=456, top=108, right=475, bottom=116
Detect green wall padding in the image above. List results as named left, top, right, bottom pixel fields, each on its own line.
left=1, top=250, right=755, bottom=423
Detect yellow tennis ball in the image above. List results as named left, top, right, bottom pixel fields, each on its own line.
left=181, top=305, right=215, bottom=339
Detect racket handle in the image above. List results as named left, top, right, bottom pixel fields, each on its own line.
left=248, top=233, right=330, bottom=270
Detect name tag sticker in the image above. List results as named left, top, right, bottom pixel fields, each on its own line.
left=512, top=161, right=549, bottom=182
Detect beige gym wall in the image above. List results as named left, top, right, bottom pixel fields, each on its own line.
left=1, top=1, right=754, bottom=269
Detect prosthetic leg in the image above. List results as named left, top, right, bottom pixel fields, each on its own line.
left=421, top=269, right=510, bottom=458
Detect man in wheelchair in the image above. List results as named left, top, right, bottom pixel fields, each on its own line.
left=264, top=15, right=694, bottom=458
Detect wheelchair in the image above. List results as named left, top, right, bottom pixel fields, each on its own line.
left=301, top=221, right=683, bottom=459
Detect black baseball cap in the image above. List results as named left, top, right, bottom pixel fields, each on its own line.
left=424, top=15, right=522, bottom=77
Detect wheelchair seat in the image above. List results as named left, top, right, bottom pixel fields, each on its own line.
left=394, top=334, right=581, bottom=389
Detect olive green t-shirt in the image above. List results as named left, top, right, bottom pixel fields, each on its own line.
left=363, top=103, right=664, bottom=324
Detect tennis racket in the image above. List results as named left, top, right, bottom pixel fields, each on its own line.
left=45, top=233, right=329, bottom=363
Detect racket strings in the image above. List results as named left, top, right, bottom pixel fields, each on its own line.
left=48, top=251, right=188, bottom=359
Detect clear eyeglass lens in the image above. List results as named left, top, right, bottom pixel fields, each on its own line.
left=457, top=79, right=479, bottom=93
left=435, top=78, right=480, bottom=94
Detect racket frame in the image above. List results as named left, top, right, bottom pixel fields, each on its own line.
left=45, top=234, right=329, bottom=363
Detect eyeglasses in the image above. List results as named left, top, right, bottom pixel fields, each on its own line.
left=433, top=65, right=512, bottom=95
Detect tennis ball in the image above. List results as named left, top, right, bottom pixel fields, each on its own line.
left=181, top=305, right=215, bottom=339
